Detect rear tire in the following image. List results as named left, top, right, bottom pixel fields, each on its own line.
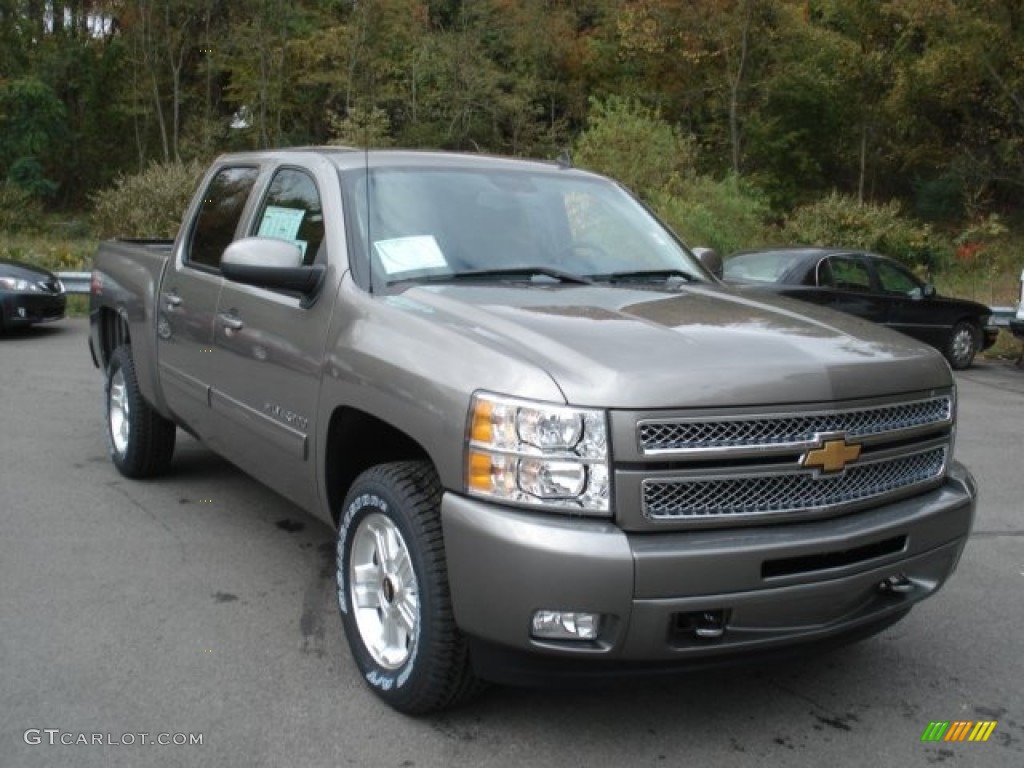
left=105, top=345, right=176, bottom=477
left=945, top=321, right=979, bottom=370
left=336, top=461, right=484, bottom=714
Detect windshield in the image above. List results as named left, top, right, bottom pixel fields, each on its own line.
left=341, top=166, right=706, bottom=287
left=723, top=250, right=808, bottom=283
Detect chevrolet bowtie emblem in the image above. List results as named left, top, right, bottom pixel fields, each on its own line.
left=802, top=436, right=862, bottom=473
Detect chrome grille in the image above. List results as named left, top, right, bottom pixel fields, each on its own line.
left=638, top=397, right=951, bottom=454
left=642, top=446, right=947, bottom=521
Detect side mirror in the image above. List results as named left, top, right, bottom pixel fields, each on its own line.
left=692, top=247, right=723, bottom=280
left=221, top=237, right=324, bottom=296
left=921, top=283, right=936, bottom=299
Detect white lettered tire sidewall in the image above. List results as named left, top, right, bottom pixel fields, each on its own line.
left=335, top=462, right=476, bottom=714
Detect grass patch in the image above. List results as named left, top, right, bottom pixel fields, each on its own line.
left=0, top=231, right=96, bottom=273
left=982, top=328, right=1023, bottom=362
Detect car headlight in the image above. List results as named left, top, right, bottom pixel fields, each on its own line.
left=466, top=392, right=610, bottom=515
left=0, top=277, right=34, bottom=291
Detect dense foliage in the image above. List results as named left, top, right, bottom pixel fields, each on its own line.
left=1, top=1, right=1022, bottom=260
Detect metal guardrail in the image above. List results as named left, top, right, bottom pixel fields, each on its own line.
left=57, top=271, right=91, bottom=295
left=992, top=307, right=1015, bottom=327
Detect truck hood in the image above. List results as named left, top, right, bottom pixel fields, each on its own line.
left=395, top=282, right=952, bottom=409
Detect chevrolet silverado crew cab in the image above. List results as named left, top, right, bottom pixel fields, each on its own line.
left=89, top=148, right=976, bottom=714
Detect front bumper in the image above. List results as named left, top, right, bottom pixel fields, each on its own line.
left=1, top=292, right=66, bottom=327
left=982, top=324, right=1000, bottom=350
left=441, top=462, right=975, bottom=679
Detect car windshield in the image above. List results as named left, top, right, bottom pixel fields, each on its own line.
left=723, top=250, right=808, bottom=283
left=341, top=166, right=706, bottom=287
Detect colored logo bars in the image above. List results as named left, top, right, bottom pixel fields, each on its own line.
left=921, top=721, right=997, bottom=743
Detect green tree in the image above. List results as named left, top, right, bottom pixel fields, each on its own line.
left=0, top=77, right=67, bottom=199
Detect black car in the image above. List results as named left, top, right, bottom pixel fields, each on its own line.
left=724, top=247, right=997, bottom=369
left=0, top=258, right=67, bottom=332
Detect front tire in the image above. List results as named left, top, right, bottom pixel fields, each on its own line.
left=105, top=345, right=176, bottom=477
left=945, top=321, right=979, bottom=370
left=336, top=461, right=483, bottom=714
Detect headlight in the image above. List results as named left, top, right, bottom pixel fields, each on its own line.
left=466, top=392, right=610, bottom=515
left=0, top=277, right=33, bottom=291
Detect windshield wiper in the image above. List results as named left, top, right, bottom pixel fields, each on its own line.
left=590, top=269, right=698, bottom=284
left=391, top=267, right=593, bottom=286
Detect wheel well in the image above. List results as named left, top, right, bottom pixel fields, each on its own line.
left=325, top=407, right=432, bottom=525
left=97, top=307, right=131, bottom=368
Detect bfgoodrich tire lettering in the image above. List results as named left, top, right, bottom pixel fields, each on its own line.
left=105, top=345, right=176, bottom=478
left=336, top=461, right=483, bottom=714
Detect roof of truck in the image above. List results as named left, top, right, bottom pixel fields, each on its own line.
left=213, top=146, right=589, bottom=175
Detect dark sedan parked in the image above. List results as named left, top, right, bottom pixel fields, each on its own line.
left=724, top=247, right=997, bottom=369
left=0, top=258, right=66, bottom=332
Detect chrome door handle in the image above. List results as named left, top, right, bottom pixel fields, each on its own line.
left=218, top=313, right=244, bottom=331
left=164, top=293, right=183, bottom=309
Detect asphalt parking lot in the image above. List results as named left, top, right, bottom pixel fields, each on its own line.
left=2, top=318, right=1022, bottom=767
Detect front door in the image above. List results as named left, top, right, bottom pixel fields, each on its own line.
left=207, top=167, right=332, bottom=509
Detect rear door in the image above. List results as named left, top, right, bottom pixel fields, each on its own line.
left=157, top=165, right=260, bottom=437
left=206, top=165, right=334, bottom=509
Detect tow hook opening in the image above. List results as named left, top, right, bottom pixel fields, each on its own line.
left=878, top=573, right=915, bottom=595
left=673, top=609, right=730, bottom=642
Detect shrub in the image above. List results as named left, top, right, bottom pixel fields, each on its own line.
left=781, top=192, right=950, bottom=270
left=573, top=96, right=697, bottom=200
left=0, top=182, right=44, bottom=233
left=91, top=160, right=207, bottom=239
left=653, top=175, right=771, bottom=256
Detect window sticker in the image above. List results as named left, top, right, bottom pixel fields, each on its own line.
left=258, top=206, right=305, bottom=241
left=374, top=235, right=448, bottom=275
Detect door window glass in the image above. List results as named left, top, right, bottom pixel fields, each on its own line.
left=252, top=169, right=324, bottom=266
left=187, top=167, right=259, bottom=269
left=875, top=258, right=922, bottom=296
left=825, top=255, right=872, bottom=292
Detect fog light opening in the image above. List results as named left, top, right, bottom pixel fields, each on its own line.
left=531, top=610, right=601, bottom=641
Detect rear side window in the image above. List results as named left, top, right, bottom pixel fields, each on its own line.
left=251, top=168, right=324, bottom=266
left=187, top=166, right=259, bottom=269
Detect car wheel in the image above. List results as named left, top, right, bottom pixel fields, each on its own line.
left=105, top=345, right=176, bottom=477
left=945, top=321, right=979, bottom=370
left=336, top=461, right=483, bottom=714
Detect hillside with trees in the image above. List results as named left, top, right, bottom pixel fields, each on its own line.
left=1, top=1, right=1022, bottom=307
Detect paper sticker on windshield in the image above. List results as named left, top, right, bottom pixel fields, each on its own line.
left=374, top=236, right=447, bottom=275
left=258, top=206, right=305, bottom=241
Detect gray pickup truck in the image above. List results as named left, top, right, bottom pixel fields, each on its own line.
left=89, top=148, right=976, bottom=714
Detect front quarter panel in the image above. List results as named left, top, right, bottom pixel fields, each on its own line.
left=315, top=275, right=567, bottom=514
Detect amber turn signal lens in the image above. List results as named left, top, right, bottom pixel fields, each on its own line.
left=470, top=399, right=493, bottom=443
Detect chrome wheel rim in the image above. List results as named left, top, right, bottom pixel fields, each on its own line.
left=109, top=369, right=130, bottom=456
left=951, top=328, right=974, bottom=366
left=348, top=512, right=419, bottom=669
